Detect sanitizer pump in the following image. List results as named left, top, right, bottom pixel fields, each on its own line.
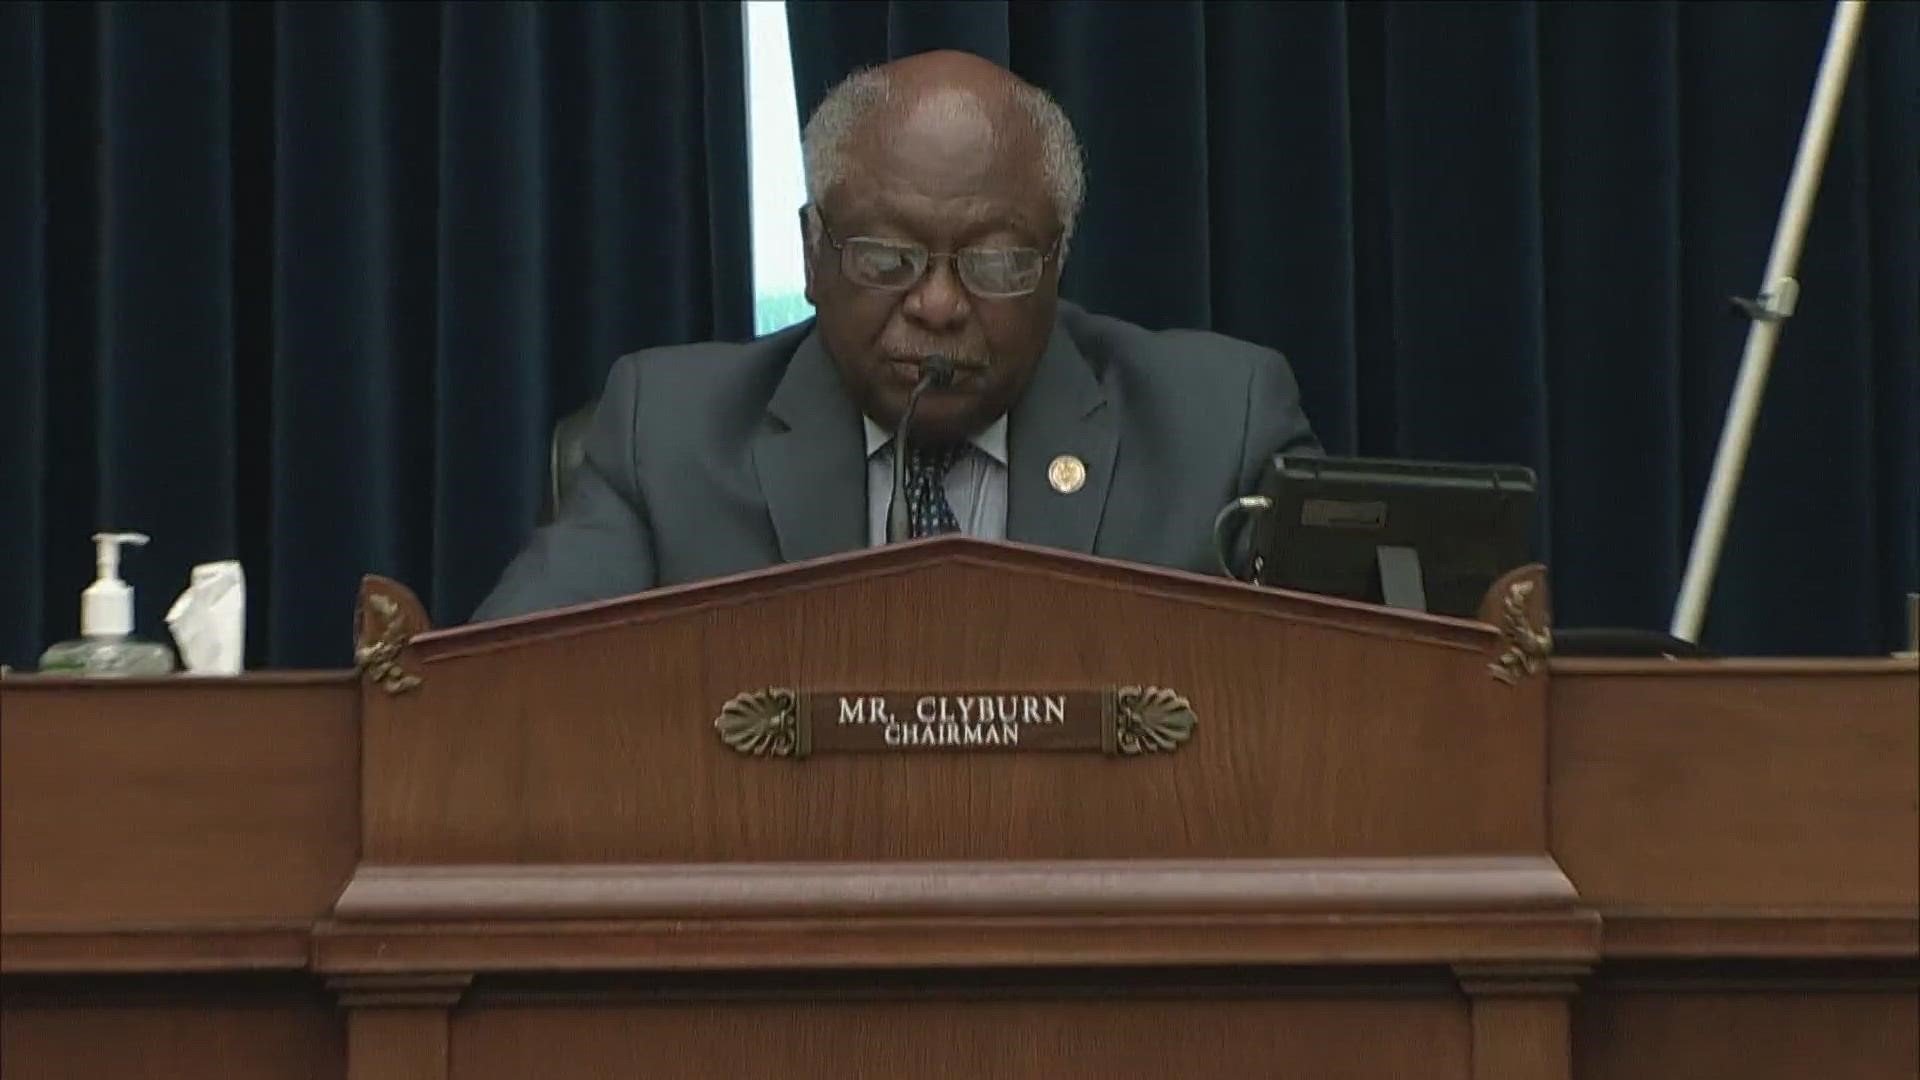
left=39, top=532, right=177, bottom=676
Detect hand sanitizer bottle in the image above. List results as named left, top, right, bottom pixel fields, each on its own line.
left=38, top=532, right=178, bottom=676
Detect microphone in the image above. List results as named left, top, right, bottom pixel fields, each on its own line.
left=886, top=355, right=958, bottom=544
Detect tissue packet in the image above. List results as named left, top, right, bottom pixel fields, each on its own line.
left=166, top=561, right=246, bottom=675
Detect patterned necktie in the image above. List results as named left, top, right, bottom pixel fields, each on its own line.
left=905, top=442, right=965, bottom=538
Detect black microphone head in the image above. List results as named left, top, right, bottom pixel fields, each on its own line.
left=923, top=354, right=957, bottom=390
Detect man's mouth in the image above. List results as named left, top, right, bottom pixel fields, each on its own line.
left=884, top=355, right=985, bottom=387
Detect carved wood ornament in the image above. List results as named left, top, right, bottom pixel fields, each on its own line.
left=1481, top=564, right=1553, bottom=686
left=354, top=575, right=430, bottom=695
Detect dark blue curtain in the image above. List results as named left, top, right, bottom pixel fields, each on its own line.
left=788, top=0, right=1920, bottom=656
left=1, top=1, right=752, bottom=669
left=4, top=1, right=1915, bottom=668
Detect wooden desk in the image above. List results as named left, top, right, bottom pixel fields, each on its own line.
left=3, top=542, right=1914, bottom=1079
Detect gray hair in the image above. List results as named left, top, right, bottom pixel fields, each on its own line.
left=801, top=67, right=1087, bottom=249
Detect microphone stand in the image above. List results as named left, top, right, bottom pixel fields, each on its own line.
left=1671, top=0, right=1870, bottom=643
left=887, top=356, right=958, bottom=544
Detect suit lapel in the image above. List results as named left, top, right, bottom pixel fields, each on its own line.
left=1006, top=321, right=1116, bottom=554
left=751, top=331, right=868, bottom=563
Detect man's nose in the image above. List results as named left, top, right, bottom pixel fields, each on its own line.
left=902, top=258, right=971, bottom=331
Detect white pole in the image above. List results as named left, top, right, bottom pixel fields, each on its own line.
left=1670, top=0, right=1871, bottom=643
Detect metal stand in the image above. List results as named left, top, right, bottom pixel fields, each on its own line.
left=1670, top=0, right=1871, bottom=643
left=1376, top=545, right=1427, bottom=613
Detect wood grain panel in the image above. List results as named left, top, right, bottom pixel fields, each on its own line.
left=1550, top=662, right=1919, bottom=910
left=316, top=912, right=1597, bottom=975
left=2, top=924, right=312, bottom=973
left=330, top=856, right=1578, bottom=919
left=314, top=856, right=1596, bottom=973
left=1575, top=990, right=1920, bottom=1080
left=368, top=542, right=1543, bottom=865
left=0, top=677, right=360, bottom=928
left=1599, top=912, right=1918, bottom=959
left=347, top=1009, right=447, bottom=1080
left=1470, top=996, right=1569, bottom=1080
left=0, top=997, right=343, bottom=1079
left=453, top=997, right=1470, bottom=1080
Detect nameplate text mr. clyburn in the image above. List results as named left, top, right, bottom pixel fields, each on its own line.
left=712, top=686, right=1196, bottom=758
left=834, top=693, right=1069, bottom=748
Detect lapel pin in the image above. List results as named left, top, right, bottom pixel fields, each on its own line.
left=1048, top=454, right=1087, bottom=494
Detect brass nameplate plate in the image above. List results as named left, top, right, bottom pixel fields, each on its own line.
left=714, top=687, right=1195, bottom=759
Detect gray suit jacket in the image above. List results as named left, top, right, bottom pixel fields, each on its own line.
left=473, top=303, right=1319, bottom=621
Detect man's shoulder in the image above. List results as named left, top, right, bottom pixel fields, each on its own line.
left=610, top=321, right=809, bottom=392
left=591, top=322, right=813, bottom=441
left=1057, top=302, right=1290, bottom=388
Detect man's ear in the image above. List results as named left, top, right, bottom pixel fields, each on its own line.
left=800, top=205, right=819, bottom=306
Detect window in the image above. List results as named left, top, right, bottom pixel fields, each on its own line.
left=744, top=1, right=813, bottom=336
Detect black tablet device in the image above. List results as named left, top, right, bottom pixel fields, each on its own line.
left=1247, top=455, right=1537, bottom=619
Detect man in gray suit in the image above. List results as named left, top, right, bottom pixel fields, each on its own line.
left=474, top=50, right=1318, bottom=622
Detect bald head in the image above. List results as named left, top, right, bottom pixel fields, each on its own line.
left=890, top=47, right=1029, bottom=90
left=802, top=51, right=1085, bottom=248
left=888, top=48, right=1026, bottom=97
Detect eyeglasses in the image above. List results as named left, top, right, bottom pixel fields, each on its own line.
left=804, top=207, right=1059, bottom=300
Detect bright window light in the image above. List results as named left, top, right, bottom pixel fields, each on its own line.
left=744, top=0, right=813, bottom=335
